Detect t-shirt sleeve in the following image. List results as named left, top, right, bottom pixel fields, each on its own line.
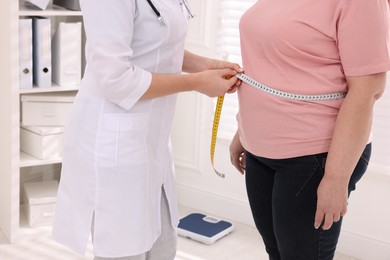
left=337, top=0, right=390, bottom=76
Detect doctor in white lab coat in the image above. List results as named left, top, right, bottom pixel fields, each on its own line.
left=52, top=0, right=242, bottom=259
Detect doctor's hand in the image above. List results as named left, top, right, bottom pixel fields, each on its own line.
left=208, top=60, right=243, bottom=93
left=209, top=59, right=243, bottom=72
left=194, top=69, right=239, bottom=97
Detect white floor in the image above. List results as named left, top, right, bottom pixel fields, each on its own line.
left=0, top=206, right=359, bottom=260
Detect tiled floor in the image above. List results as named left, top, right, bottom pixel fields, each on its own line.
left=0, top=206, right=359, bottom=260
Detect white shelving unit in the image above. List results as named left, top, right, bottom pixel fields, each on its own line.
left=19, top=1, right=82, bottom=16
left=0, top=0, right=83, bottom=243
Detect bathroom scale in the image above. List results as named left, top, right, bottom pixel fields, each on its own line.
left=178, top=213, right=234, bottom=245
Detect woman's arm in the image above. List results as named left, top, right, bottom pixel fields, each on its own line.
left=314, top=72, right=387, bottom=230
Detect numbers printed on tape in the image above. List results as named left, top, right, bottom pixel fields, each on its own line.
left=210, top=95, right=225, bottom=178
left=236, top=73, right=346, bottom=101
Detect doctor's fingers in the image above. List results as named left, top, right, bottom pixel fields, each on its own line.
left=227, top=85, right=238, bottom=94
left=212, top=59, right=243, bottom=73
left=219, top=68, right=238, bottom=79
left=222, top=61, right=243, bottom=73
left=227, top=79, right=242, bottom=94
left=222, top=76, right=239, bottom=95
left=206, top=75, right=238, bottom=97
left=219, top=69, right=240, bottom=89
left=195, top=69, right=238, bottom=97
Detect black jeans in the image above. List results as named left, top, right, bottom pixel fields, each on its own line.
left=245, top=144, right=371, bottom=260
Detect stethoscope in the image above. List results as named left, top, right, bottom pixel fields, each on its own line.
left=146, top=0, right=195, bottom=25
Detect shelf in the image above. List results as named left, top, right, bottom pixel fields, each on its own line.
left=17, top=209, right=53, bottom=242
left=19, top=1, right=82, bottom=17
left=0, top=0, right=84, bottom=243
left=20, top=152, right=62, bottom=168
left=19, top=84, right=79, bottom=94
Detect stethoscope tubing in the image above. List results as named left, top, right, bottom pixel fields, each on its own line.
left=146, top=0, right=195, bottom=25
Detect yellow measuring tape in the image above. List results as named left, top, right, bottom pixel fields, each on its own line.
left=210, top=95, right=225, bottom=178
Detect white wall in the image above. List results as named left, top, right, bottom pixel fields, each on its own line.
left=172, top=1, right=390, bottom=259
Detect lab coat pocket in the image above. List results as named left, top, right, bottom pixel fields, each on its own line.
left=96, top=113, right=149, bottom=168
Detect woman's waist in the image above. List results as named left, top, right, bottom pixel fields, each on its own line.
left=237, top=99, right=339, bottom=157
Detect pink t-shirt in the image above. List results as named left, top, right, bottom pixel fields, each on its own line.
left=237, top=0, right=390, bottom=159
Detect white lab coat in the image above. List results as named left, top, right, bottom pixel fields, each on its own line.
left=52, top=0, right=188, bottom=257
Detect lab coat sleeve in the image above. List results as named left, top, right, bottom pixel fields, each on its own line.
left=80, top=0, right=152, bottom=110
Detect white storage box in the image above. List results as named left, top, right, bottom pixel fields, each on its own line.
left=25, top=0, right=51, bottom=10
left=53, top=0, right=81, bottom=11
left=21, top=92, right=75, bottom=126
left=20, top=126, right=64, bottom=160
left=22, top=180, right=59, bottom=227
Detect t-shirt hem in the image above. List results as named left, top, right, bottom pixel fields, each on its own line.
left=243, top=143, right=331, bottom=160
left=243, top=138, right=372, bottom=160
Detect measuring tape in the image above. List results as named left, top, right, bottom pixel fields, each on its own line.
left=236, top=73, right=346, bottom=101
left=210, top=73, right=347, bottom=178
left=210, top=95, right=225, bottom=178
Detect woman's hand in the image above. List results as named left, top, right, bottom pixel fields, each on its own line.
left=314, top=72, right=387, bottom=230
left=230, top=131, right=246, bottom=174
left=314, top=176, right=348, bottom=230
